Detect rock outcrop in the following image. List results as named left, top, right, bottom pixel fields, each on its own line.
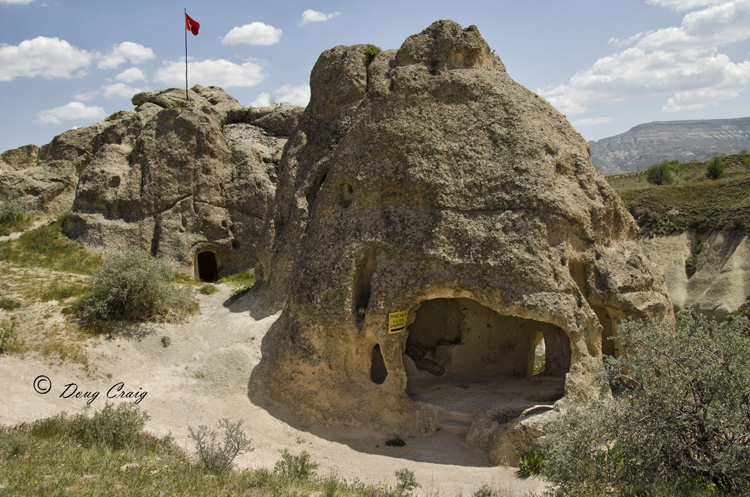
left=61, top=86, right=303, bottom=279
left=642, top=231, right=750, bottom=320
left=250, top=20, right=672, bottom=463
left=0, top=124, right=105, bottom=214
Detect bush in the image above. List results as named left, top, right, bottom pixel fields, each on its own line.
left=274, top=449, right=318, bottom=480
left=706, top=155, right=725, bottom=180
left=189, top=418, right=253, bottom=473
left=543, top=312, right=750, bottom=496
left=67, top=402, right=149, bottom=450
left=361, top=44, right=382, bottom=66
left=198, top=284, right=217, bottom=295
left=385, top=435, right=406, bottom=447
left=517, top=449, right=545, bottom=477
left=0, top=190, right=30, bottom=235
left=0, top=319, right=17, bottom=354
left=473, top=484, right=497, bottom=497
left=394, top=468, right=420, bottom=494
left=645, top=160, right=675, bottom=185
left=78, top=249, right=196, bottom=321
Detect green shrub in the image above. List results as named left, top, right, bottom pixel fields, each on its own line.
left=274, top=449, right=318, bottom=480
left=0, top=319, right=17, bottom=354
left=645, top=160, right=676, bottom=185
left=0, top=296, right=20, bottom=311
left=0, top=190, right=31, bottom=235
left=198, top=284, right=218, bottom=295
left=689, top=215, right=710, bottom=232
left=706, top=155, right=725, bottom=180
left=188, top=418, right=253, bottom=473
left=385, top=435, right=406, bottom=447
left=361, top=44, right=382, bottom=66
left=517, top=449, right=545, bottom=477
left=543, top=312, right=750, bottom=496
left=67, top=402, right=149, bottom=450
left=78, top=249, right=196, bottom=321
left=394, top=468, right=419, bottom=494
left=472, top=484, right=497, bottom=497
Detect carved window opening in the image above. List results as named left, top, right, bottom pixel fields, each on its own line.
left=370, top=345, right=387, bottom=384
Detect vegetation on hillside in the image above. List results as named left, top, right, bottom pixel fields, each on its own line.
left=607, top=152, right=750, bottom=234
left=543, top=312, right=750, bottom=496
left=0, top=213, right=102, bottom=273
left=0, top=403, right=428, bottom=496
left=0, top=190, right=33, bottom=236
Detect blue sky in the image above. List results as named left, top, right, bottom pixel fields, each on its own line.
left=1, top=0, right=749, bottom=153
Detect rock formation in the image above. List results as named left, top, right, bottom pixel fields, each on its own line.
left=61, top=86, right=302, bottom=279
left=642, top=231, right=750, bottom=320
left=0, top=124, right=105, bottom=214
left=250, top=20, right=673, bottom=463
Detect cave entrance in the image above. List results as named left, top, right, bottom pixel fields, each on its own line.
left=196, top=251, right=218, bottom=282
left=403, top=298, right=570, bottom=430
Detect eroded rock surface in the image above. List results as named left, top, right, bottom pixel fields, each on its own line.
left=251, top=20, right=672, bottom=463
left=642, top=231, right=750, bottom=320
left=0, top=125, right=105, bottom=214
left=61, top=85, right=303, bottom=278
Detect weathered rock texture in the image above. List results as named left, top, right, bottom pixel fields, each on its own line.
left=61, top=86, right=303, bottom=278
left=642, top=231, right=750, bottom=320
left=250, top=21, right=673, bottom=463
left=0, top=124, right=105, bottom=214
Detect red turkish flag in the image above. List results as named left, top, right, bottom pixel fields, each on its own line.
left=185, top=13, right=200, bottom=35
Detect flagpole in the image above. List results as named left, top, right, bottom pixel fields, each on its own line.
left=184, top=8, right=189, bottom=103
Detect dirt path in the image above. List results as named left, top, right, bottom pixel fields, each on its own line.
left=0, top=284, right=546, bottom=496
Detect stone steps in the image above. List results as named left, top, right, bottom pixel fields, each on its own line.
left=436, top=407, right=476, bottom=437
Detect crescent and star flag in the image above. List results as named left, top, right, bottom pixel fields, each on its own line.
left=185, top=13, right=200, bottom=35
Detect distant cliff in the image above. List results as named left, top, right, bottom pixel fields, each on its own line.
left=590, top=117, right=750, bottom=174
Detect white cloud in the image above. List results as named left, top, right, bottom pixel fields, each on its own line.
left=573, top=117, right=614, bottom=127
left=102, top=83, right=147, bottom=99
left=0, top=0, right=34, bottom=4
left=646, top=0, right=729, bottom=10
left=251, top=85, right=310, bottom=107
left=35, top=102, right=106, bottom=124
left=222, top=22, right=282, bottom=46
left=251, top=92, right=272, bottom=107
left=0, top=36, right=92, bottom=81
left=73, top=90, right=100, bottom=101
left=272, top=84, right=310, bottom=106
left=539, top=0, right=750, bottom=114
left=154, top=58, right=266, bottom=88
left=98, top=42, right=154, bottom=69
left=300, top=9, right=341, bottom=25
left=115, top=67, right=146, bottom=83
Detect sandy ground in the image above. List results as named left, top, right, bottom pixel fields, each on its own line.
left=0, top=283, right=547, bottom=496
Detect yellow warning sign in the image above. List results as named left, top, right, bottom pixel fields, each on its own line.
left=388, top=310, right=408, bottom=335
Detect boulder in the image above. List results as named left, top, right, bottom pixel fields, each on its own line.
left=250, top=20, right=672, bottom=460
left=62, top=86, right=303, bottom=278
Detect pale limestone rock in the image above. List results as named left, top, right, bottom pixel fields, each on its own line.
left=62, top=86, right=303, bottom=278
left=250, top=20, right=673, bottom=462
left=642, top=231, right=750, bottom=320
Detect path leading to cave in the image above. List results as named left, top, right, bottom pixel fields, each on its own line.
left=0, top=283, right=547, bottom=497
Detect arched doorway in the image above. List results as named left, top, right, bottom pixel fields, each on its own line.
left=403, top=298, right=570, bottom=434
left=196, top=251, right=218, bottom=282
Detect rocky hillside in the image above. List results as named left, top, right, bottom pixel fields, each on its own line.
left=607, top=153, right=750, bottom=320
left=591, top=117, right=750, bottom=174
